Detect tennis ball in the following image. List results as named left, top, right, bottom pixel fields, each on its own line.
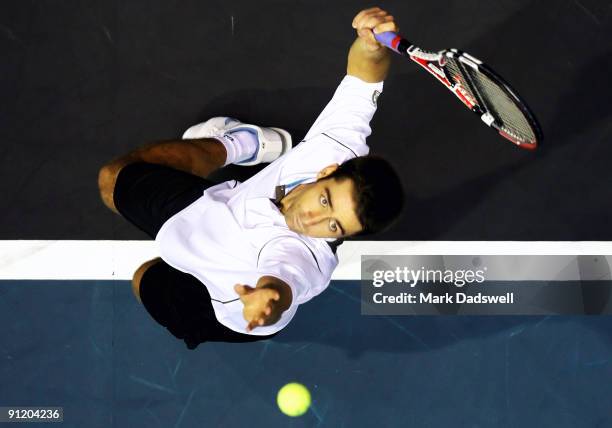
left=277, top=382, right=311, bottom=417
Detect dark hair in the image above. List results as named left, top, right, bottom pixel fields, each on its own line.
left=324, top=155, right=404, bottom=236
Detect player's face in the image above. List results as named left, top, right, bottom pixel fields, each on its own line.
left=280, top=173, right=363, bottom=239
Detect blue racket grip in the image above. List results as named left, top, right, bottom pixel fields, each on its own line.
left=374, top=31, right=401, bottom=52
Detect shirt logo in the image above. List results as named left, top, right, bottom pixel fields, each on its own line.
left=372, top=90, right=381, bottom=106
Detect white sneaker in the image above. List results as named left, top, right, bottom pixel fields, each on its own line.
left=182, top=116, right=292, bottom=166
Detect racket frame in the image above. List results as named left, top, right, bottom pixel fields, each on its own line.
left=382, top=34, right=542, bottom=149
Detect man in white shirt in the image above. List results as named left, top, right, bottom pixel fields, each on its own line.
left=98, top=7, right=404, bottom=350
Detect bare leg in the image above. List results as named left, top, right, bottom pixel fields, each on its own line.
left=98, top=138, right=227, bottom=213
left=132, top=257, right=162, bottom=303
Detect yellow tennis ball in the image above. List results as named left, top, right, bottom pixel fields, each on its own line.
left=277, top=382, right=311, bottom=417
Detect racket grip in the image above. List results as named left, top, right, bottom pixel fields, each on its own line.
left=374, top=31, right=402, bottom=53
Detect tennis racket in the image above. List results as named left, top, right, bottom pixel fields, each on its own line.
left=375, top=32, right=543, bottom=150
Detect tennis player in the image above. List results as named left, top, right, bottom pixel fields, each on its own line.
left=98, top=7, right=403, bottom=349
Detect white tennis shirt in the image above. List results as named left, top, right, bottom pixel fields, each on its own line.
left=155, top=75, right=384, bottom=335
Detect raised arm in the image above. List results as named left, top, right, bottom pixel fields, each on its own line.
left=347, top=7, right=399, bottom=83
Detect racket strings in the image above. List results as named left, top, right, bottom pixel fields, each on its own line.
left=443, top=58, right=480, bottom=109
left=444, top=57, right=536, bottom=144
left=471, top=72, right=536, bottom=143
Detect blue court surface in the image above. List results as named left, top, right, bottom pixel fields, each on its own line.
left=1, top=279, right=610, bottom=427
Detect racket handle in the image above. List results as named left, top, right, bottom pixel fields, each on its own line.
left=374, top=31, right=410, bottom=55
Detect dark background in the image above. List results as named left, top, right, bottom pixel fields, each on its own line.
left=1, top=0, right=611, bottom=240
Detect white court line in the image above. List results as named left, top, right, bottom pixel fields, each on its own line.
left=0, top=241, right=611, bottom=280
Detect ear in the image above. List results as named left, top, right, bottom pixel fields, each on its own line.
left=316, top=163, right=339, bottom=180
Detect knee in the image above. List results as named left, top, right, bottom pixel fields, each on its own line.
left=132, top=257, right=162, bottom=303
left=97, top=162, right=125, bottom=213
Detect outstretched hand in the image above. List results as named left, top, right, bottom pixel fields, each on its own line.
left=352, top=7, right=400, bottom=52
left=234, top=283, right=282, bottom=332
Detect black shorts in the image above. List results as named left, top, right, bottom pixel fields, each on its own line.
left=113, top=162, right=277, bottom=349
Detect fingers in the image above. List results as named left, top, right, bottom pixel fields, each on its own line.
left=361, top=12, right=391, bottom=33
left=239, top=286, right=282, bottom=331
left=352, top=7, right=398, bottom=50
left=372, top=20, right=399, bottom=36
left=234, top=284, right=255, bottom=295
left=245, top=298, right=278, bottom=332
left=247, top=320, right=263, bottom=332
left=236, top=285, right=279, bottom=303
left=235, top=284, right=279, bottom=299
left=247, top=317, right=266, bottom=332
left=353, top=7, right=393, bottom=31
left=352, top=7, right=384, bottom=28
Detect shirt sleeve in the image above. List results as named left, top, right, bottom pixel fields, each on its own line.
left=254, top=236, right=334, bottom=333
left=303, top=75, right=384, bottom=157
